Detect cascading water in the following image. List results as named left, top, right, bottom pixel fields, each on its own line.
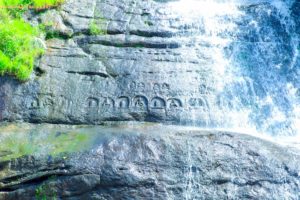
left=168, top=0, right=300, bottom=142
left=2, top=1, right=300, bottom=199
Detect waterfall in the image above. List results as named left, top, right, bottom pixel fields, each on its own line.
left=168, top=0, right=300, bottom=138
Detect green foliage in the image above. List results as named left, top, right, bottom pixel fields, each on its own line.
left=0, top=0, right=63, bottom=8
left=0, top=125, right=90, bottom=161
left=35, top=176, right=58, bottom=200
left=0, top=0, right=64, bottom=81
left=31, top=0, right=63, bottom=7
left=49, top=131, right=89, bottom=156
left=144, top=20, right=153, bottom=26
left=0, top=0, right=26, bottom=17
left=35, top=186, right=47, bottom=200
left=1, top=134, right=36, bottom=159
left=89, top=19, right=107, bottom=35
left=0, top=19, right=44, bottom=80
left=0, top=0, right=63, bottom=17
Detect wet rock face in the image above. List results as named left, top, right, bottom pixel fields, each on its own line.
left=0, top=123, right=300, bottom=200
left=0, top=0, right=299, bottom=134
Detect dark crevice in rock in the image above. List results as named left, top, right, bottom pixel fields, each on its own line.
left=0, top=173, right=82, bottom=192
left=66, top=71, right=110, bottom=78
left=211, top=178, right=232, bottom=185
left=238, top=179, right=289, bottom=186
left=246, top=150, right=260, bottom=157
left=24, top=116, right=82, bottom=125
left=0, top=160, right=9, bottom=171
left=45, top=31, right=73, bottom=40
left=214, top=142, right=235, bottom=149
left=34, top=67, right=46, bottom=77
left=211, top=178, right=288, bottom=187
left=77, top=37, right=181, bottom=49
left=26, top=118, right=85, bottom=125
left=45, top=53, right=87, bottom=58
left=106, top=30, right=126, bottom=35
left=284, top=165, right=300, bottom=178
left=98, top=180, right=156, bottom=189
left=0, top=165, right=77, bottom=191
left=0, top=173, right=31, bottom=185
left=129, top=30, right=174, bottom=38
left=0, top=164, right=71, bottom=185
left=104, top=41, right=180, bottom=49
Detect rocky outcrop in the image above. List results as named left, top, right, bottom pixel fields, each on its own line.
left=0, top=1, right=299, bottom=199
left=0, top=0, right=299, bottom=135
left=0, top=123, right=299, bottom=200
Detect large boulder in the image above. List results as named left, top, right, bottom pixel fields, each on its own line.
left=0, top=123, right=299, bottom=199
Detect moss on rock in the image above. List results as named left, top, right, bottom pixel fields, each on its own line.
left=0, top=123, right=92, bottom=161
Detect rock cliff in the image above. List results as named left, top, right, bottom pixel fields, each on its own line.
left=0, top=0, right=300, bottom=199
left=0, top=0, right=299, bottom=134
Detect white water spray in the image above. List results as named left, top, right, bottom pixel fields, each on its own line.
left=167, top=0, right=300, bottom=146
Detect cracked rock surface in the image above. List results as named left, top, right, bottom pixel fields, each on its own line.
left=0, top=1, right=300, bottom=199
left=0, top=123, right=300, bottom=200
left=0, top=0, right=299, bottom=132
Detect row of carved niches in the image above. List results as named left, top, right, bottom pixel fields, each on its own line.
left=86, top=96, right=182, bottom=111
left=23, top=92, right=241, bottom=124
left=27, top=94, right=212, bottom=112
left=85, top=95, right=214, bottom=114
left=83, top=95, right=211, bottom=122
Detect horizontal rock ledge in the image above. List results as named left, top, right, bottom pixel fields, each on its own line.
left=0, top=122, right=299, bottom=200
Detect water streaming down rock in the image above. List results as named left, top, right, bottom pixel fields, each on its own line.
left=169, top=0, right=300, bottom=136
left=168, top=0, right=247, bottom=129
left=0, top=1, right=300, bottom=199
left=0, top=0, right=299, bottom=137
